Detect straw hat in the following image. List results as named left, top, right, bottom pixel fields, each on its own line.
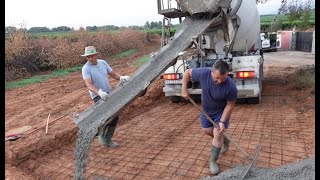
left=81, top=46, right=99, bottom=57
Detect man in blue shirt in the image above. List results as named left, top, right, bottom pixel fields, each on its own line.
left=181, top=60, right=237, bottom=175
left=81, top=46, right=131, bottom=148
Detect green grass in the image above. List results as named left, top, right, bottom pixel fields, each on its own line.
left=114, top=49, right=137, bottom=59
left=5, top=54, right=151, bottom=90
left=5, top=49, right=140, bottom=90
left=29, top=28, right=177, bottom=38
left=134, top=55, right=150, bottom=67
left=5, top=65, right=82, bottom=90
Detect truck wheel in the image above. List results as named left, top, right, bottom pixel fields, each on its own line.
left=170, top=96, right=181, bottom=103
left=247, top=93, right=261, bottom=104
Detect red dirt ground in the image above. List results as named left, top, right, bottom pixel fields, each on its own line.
left=5, top=50, right=315, bottom=179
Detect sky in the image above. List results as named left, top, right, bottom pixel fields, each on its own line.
left=5, top=0, right=288, bottom=29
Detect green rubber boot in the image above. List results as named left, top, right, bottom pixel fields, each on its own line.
left=210, top=146, right=221, bottom=175
left=98, top=117, right=119, bottom=148
left=221, top=136, right=230, bottom=154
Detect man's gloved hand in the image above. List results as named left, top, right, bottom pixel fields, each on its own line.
left=98, top=89, right=109, bottom=100
left=120, top=75, right=131, bottom=83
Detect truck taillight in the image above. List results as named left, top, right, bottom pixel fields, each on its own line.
left=236, top=71, right=255, bottom=79
left=163, top=73, right=180, bottom=80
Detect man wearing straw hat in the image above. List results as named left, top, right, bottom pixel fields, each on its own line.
left=81, top=46, right=131, bottom=148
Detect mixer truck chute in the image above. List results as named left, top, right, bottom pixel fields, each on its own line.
left=159, top=0, right=264, bottom=104
left=74, top=1, right=264, bottom=177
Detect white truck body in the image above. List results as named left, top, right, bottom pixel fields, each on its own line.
left=261, top=32, right=281, bottom=51
left=159, top=0, right=264, bottom=104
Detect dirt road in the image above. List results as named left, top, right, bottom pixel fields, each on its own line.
left=5, top=50, right=315, bottom=179
left=263, top=51, right=315, bottom=66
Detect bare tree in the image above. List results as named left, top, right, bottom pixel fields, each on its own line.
left=278, top=0, right=304, bottom=21
left=300, top=0, right=314, bottom=29
left=278, top=0, right=314, bottom=30
left=279, top=0, right=314, bottom=19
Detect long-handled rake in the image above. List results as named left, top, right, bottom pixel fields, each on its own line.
left=187, top=96, right=261, bottom=179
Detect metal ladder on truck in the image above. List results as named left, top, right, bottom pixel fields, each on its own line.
left=158, top=0, right=185, bottom=47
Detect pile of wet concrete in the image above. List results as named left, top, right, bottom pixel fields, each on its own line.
left=203, top=158, right=315, bottom=180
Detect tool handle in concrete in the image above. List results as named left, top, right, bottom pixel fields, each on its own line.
left=240, top=145, right=261, bottom=180
left=187, top=96, right=252, bottom=160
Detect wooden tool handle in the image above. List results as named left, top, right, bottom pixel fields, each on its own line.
left=187, top=96, right=253, bottom=160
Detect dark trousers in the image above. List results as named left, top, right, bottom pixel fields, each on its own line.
left=93, top=96, right=118, bottom=140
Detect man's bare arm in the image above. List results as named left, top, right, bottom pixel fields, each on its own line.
left=84, top=78, right=100, bottom=95
left=108, top=71, right=121, bottom=80
left=181, top=69, right=192, bottom=98
left=220, top=101, right=236, bottom=123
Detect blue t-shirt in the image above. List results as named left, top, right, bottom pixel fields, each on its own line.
left=192, top=68, right=237, bottom=119
left=82, top=59, right=113, bottom=99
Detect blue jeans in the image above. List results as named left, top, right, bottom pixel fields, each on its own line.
left=200, top=113, right=230, bottom=128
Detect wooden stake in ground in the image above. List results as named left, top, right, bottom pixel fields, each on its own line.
left=45, top=113, right=51, bottom=134
left=24, top=114, right=68, bottom=136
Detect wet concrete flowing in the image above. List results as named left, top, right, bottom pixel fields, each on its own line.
left=74, top=128, right=98, bottom=180
left=203, top=158, right=315, bottom=180
left=73, top=15, right=223, bottom=179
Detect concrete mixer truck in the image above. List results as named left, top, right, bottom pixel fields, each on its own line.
left=159, top=0, right=264, bottom=104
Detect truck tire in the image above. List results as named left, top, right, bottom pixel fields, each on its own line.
left=247, top=93, right=261, bottom=104
left=170, top=96, right=181, bottom=103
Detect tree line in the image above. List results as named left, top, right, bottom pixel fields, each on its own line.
left=5, top=26, right=75, bottom=34
left=5, top=0, right=315, bottom=35
left=5, top=21, right=169, bottom=35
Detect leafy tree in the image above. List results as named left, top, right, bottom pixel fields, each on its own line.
left=150, top=21, right=156, bottom=29
left=278, top=0, right=314, bottom=29
left=128, top=25, right=143, bottom=30
left=279, top=0, right=304, bottom=21
left=144, top=21, right=151, bottom=29
left=5, top=26, right=17, bottom=35
left=28, top=27, right=51, bottom=33
left=158, top=21, right=163, bottom=29
left=300, top=0, right=314, bottom=29
left=51, top=26, right=72, bottom=32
